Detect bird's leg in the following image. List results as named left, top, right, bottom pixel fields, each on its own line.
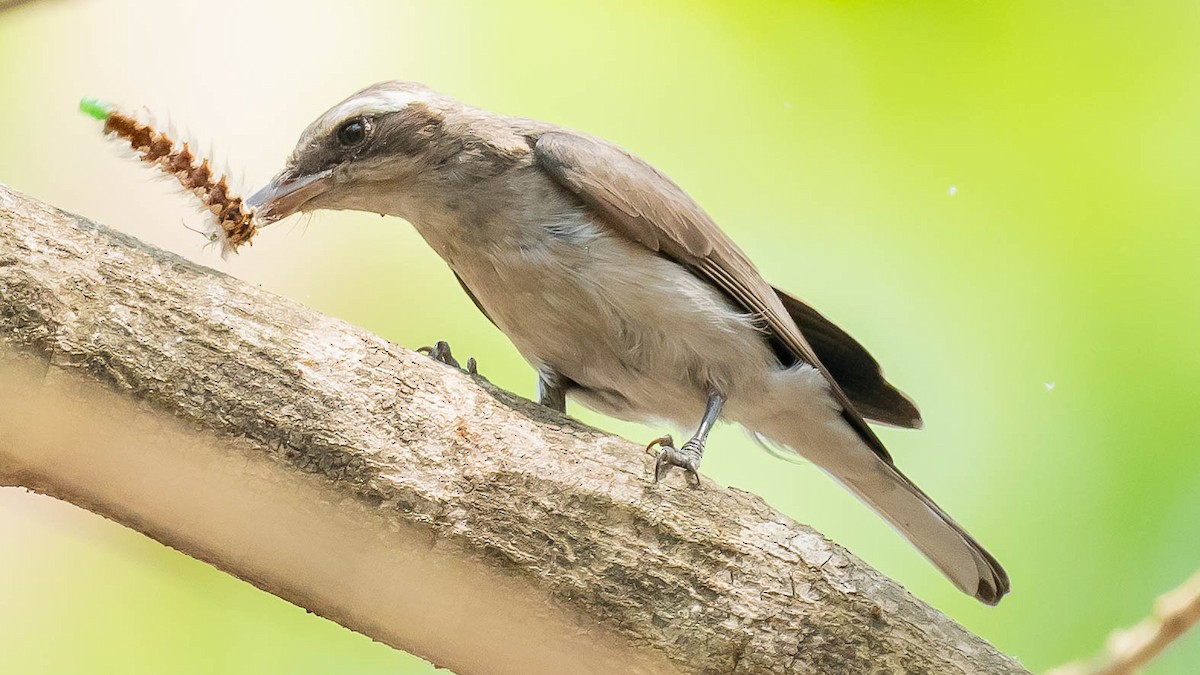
left=646, top=391, right=726, bottom=489
left=537, top=369, right=569, bottom=413
left=417, top=340, right=478, bottom=375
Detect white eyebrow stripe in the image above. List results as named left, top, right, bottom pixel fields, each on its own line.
left=328, top=90, right=426, bottom=121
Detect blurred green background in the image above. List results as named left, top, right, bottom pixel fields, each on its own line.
left=2, top=0, right=1199, bottom=672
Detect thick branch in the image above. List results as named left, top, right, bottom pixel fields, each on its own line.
left=0, top=184, right=1027, bottom=674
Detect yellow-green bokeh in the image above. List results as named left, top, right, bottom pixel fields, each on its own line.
left=2, top=1, right=1199, bottom=672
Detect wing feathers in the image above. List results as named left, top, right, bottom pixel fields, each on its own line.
left=773, top=287, right=922, bottom=429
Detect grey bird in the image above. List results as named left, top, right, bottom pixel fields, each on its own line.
left=246, top=81, right=1010, bottom=605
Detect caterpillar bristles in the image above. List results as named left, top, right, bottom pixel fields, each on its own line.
left=80, top=97, right=258, bottom=257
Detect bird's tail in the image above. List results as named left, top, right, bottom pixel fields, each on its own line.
left=742, top=367, right=1010, bottom=604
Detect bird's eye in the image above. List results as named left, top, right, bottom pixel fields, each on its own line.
left=336, top=118, right=368, bottom=147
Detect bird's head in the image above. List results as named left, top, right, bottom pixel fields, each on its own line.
left=247, top=81, right=478, bottom=222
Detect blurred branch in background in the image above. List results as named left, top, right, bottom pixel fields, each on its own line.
left=1048, top=570, right=1200, bottom=675
left=0, top=183, right=1028, bottom=673
left=0, top=0, right=44, bottom=15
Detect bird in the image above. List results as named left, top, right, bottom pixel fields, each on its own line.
left=246, top=81, right=1010, bottom=605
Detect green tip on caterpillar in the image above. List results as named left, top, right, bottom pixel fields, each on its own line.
left=79, top=97, right=113, bottom=121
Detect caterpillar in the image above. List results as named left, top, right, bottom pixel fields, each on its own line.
left=80, top=98, right=257, bottom=256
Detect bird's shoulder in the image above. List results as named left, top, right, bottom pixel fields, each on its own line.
left=518, top=123, right=721, bottom=262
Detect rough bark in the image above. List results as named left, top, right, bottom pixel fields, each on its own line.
left=0, top=183, right=1028, bottom=674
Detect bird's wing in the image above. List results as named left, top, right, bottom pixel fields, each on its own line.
left=773, top=287, right=922, bottom=429
left=533, top=130, right=894, bottom=461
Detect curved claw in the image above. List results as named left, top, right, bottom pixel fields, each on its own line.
left=645, top=435, right=675, bottom=455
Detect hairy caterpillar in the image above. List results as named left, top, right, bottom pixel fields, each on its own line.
left=80, top=98, right=257, bottom=256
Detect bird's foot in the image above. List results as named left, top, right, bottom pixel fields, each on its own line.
left=417, top=340, right=478, bottom=375
left=646, top=434, right=705, bottom=489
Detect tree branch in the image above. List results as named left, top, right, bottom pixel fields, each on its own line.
left=0, top=183, right=1027, bottom=674
left=1047, top=570, right=1200, bottom=675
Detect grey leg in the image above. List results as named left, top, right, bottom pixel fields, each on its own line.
left=417, top=340, right=478, bottom=375
left=537, top=369, right=569, bottom=413
left=646, top=391, right=726, bottom=489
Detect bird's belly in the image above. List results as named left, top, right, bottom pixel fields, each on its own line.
left=452, top=225, right=778, bottom=427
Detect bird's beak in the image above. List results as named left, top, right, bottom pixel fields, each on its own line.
left=246, top=169, right=334, bottom=223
